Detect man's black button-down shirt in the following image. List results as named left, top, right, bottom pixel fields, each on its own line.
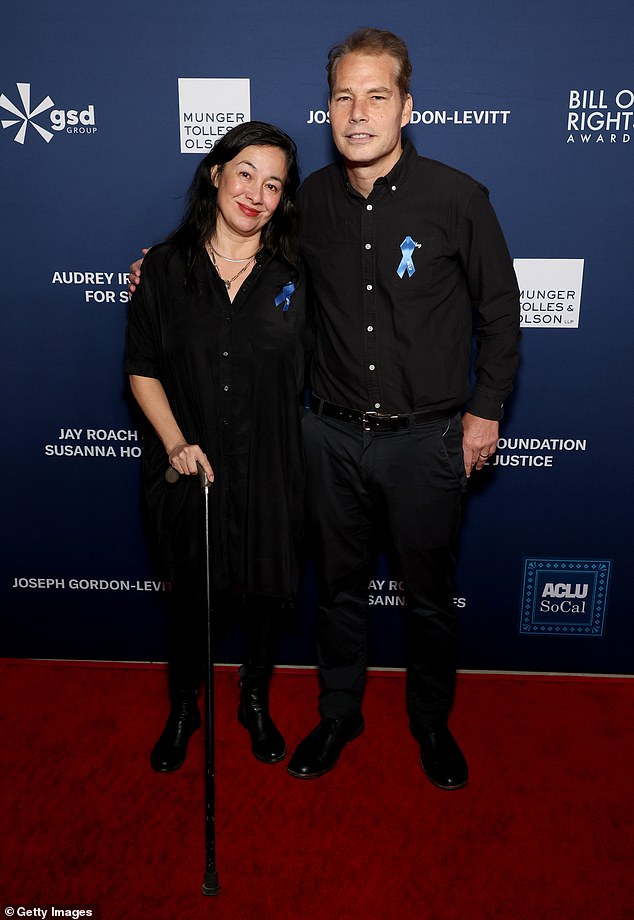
left=298, top=140, right=520, bottom=420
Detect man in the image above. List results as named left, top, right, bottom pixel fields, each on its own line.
left=285, top=29, right=520, bottom=789
left=130, top=28, right=520, bottom=790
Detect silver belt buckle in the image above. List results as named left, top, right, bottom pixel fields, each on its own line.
left=362, top=411, right=401, bottom=431
left=362, top=410, right=379, bottom=431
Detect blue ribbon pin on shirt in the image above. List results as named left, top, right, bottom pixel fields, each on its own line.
left=274, top=282, right=295, bottom=311
left=396, top=236, right=421, bottom=278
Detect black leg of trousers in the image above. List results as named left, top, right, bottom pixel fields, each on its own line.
left=376, top=412, right=465, bottom=733
left=242, top=598, right=283, bottom=677
left=166, top=571, right=207, bottom=698
left=401, top=545, right=460, bottom=733
left=304, top=411, right=466, bottom=728
left=160, top=479, right=209, bottom=699
left=304, top=413, right=376, bottom=720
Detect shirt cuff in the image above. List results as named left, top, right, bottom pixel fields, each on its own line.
left=466, top=385, right=507, bottom=421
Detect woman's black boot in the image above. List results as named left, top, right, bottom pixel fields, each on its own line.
left=237, top=665, right=286, bottom=764
left=150, top=690, right=201, bottom=772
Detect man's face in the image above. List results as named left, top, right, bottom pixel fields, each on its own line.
left=328, top=52, right=412, bottom=175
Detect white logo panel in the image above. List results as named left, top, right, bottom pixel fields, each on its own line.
left=178, top=78, right=250, bottom=153
left=514, top=258, right=584, bottom=329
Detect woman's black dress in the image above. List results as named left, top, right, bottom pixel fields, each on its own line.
left=125, top=243, right=307, bottom=623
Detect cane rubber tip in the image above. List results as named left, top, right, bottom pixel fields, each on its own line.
left=202, top=871, right=220, bottom=896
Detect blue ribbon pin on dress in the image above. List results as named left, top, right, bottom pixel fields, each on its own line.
left=396, top=236, right=421, bottom=278
left=274, top=282, right=295, bottom=311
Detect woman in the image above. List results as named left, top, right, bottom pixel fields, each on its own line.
left=125, top=122, right=307, bottom=772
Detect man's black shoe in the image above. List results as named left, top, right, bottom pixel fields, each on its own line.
left=287, top=714, right=365, bottom=779
left=418, top=725, right=468, bottom=790
left=150, top=692, right=201, bottom=773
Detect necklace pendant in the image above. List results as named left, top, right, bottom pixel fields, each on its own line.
left=224, top=280, right=231, bottom=290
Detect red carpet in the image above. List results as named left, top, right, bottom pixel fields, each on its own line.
left=1, top=660, right=633, bottom=919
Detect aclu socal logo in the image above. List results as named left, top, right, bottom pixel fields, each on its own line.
left=178, top=78, right=250, bottom=152
left=513, top=259, right=584, bottom=328
left=566, top=88, right=632, bottom=145
left=0, top=82, right=96, bottom=145
left=519, top=558, right=612, bottom=637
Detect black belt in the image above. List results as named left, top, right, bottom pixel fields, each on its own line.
left=310, top=395, right=456, bottom=432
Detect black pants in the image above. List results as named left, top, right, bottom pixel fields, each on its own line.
left=166, top=572, right=282, bottom=695
left=303, top=410, right=467, bottom=735
left=160, top=479, right=284, bottom=695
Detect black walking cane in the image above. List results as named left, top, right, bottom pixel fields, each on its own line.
left=165, top=462, right=220, bottom=896
left=198, top=461, right=220, bottom=897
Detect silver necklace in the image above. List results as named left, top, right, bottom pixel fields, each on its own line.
left=209, top=243, right=257, bottom=264
left=206, top=243, right=255, bottom=290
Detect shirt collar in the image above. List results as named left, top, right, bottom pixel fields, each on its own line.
left=339, top=137, right=419, bottom=198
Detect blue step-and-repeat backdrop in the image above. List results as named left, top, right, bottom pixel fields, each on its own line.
left=2, top=0, right=632, bottom=674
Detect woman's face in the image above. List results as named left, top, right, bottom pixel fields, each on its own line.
left=211, top=144, right=288, bottom=240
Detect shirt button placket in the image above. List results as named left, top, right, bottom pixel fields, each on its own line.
left=361, top=202, right=381, bottom=410
left=219, top=313, right=232, bottom=427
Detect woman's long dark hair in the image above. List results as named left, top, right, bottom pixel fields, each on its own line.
left=168, top=121, right=301, bottom=283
